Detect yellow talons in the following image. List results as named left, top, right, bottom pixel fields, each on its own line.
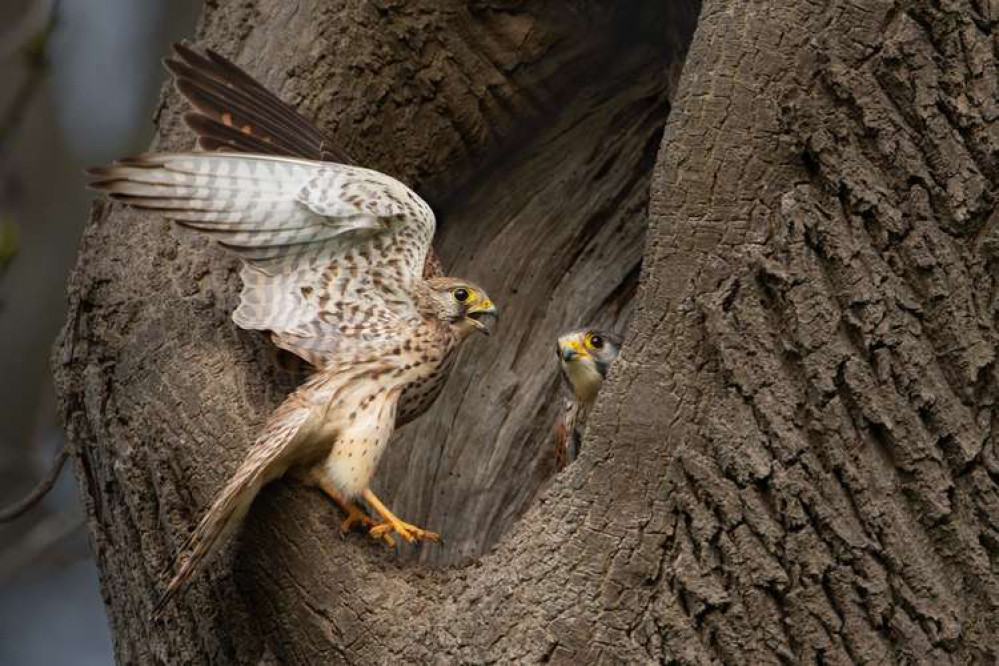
left=362, top=488, right=440, bottom=546
left=368, top=519, right=439, bottom=545
left=309, top=474, right=395, bottom=545
left=339, top=503, right=373, bottom=534
left=336, top=499, right=397, bottom=547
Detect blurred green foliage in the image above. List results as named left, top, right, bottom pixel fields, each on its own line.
left=0, top=218, right=17, bottom=273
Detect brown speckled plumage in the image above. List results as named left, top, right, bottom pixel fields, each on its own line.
left=90, top=48, right=499, bottom=616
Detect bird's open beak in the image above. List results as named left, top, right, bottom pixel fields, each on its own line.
left=466, top=299, right=498, bottom=336
left=465, top=299, right=499, bottom=335
left=558, top=338, right=589, bottom=363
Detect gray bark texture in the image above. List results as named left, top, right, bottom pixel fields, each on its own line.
left=54, top=0, right=999, bottom=664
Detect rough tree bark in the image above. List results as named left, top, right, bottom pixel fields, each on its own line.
left=54, top=0, right=999, bottom=664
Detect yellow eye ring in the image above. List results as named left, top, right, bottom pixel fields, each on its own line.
left=586, top=333, right=604, bottom=350
left=453, top=287, right=471, bottom=303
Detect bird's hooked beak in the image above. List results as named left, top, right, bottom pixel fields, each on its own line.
left=558, top=338, right=590, bottom=363
left=466, top=299, right=498, bottom=336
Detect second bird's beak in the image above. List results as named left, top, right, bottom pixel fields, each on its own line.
left=466, top=300, right=498, bottom=336
left=558, top=338, right=589, bottom=363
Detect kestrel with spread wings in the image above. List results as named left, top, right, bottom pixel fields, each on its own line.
left=89, top=45, right=498, bottom=615
left=554, top=329, right=620, bottom=470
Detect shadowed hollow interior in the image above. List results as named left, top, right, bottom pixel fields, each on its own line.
left=366, top=1, right=702, bottom=565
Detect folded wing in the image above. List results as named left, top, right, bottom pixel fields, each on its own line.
left=89, top=152, right=436, bottom=364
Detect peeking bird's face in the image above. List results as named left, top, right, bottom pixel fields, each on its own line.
left=557, top=329, right=621, bottom=404
left=426, top=277, right=499, bottom=338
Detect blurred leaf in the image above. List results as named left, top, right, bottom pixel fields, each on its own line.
left=0, top=218, right=17, bottom=271
left=21, top=22, right=53, bottom=71
left=17, top=0, right=61, bottom=70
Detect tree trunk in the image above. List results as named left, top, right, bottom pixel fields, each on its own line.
left=54, top=0, right=999, bottom=664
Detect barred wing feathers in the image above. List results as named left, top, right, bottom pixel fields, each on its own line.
left=165, top=43, right=444, bottom=279
left=89, top=152, right=435, bottom=364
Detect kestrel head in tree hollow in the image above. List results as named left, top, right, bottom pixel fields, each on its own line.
left=88, top=44, right=498, bottom=616
left=553, top=329, right=621, bottom=470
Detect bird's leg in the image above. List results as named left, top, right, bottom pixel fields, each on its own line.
left=309, top=474, right=396, bottom=547
left=320, top=482, right=372, bottom=533
left=362, top=488, right=440, bottom=545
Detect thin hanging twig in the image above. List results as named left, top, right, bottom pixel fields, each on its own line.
left=0, top=445, right=71, bottom=523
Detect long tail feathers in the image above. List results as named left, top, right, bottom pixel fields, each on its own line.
left=151, top=473, right=261, bottom=618
left=152, top=404, right=310, bottom=618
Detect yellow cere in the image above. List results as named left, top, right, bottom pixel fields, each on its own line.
left=567, top=338, right=589, bottom=357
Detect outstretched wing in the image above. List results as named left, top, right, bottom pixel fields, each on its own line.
left=164, top=43, right=351, bottom=163
left=164, top=43, right=445, bottom=279
left=89, top=152, right=435, bottom=364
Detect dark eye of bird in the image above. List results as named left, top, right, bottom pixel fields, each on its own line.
left=454, top=288, right=469, bottom=302
left=590, top=334, right=604, bottom=349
